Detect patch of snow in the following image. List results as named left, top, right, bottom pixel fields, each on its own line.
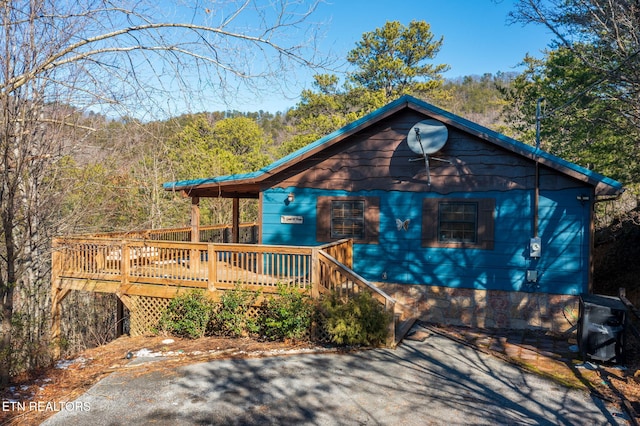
left=55, top=360, right=71, bottom=369
left=161, top=339, right=175, bottom=345
left=160, top=351, right=184, bottom=357
left=134, top=348, right=163, bottom=358
left=55, top=359, right=74, bottom=369
left=55, top=356, right=89, bottom=370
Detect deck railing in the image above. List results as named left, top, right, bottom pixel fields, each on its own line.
left=88, top=223, right=260, bottom=243
left=51, top=230, right=414, bottom=352
left=52, top=237, right=314, bottom=297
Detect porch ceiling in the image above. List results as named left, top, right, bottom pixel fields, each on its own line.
left=176, top=182, right=260, bottom=199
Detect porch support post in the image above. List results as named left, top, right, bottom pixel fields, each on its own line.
left=232, top=197, right=240, bottom=243
left=51, top=240, right=71, bottom=359
left=51, top=287, right=70, bottom=359
left=116, top=299, right=124, bottom=337
left=191, top=196, right=200, bottom=243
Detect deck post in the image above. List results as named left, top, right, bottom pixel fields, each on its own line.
left=120, top=241, right=130, bottom=295
left=208, top=244, right=216, bottom=291
left=310, top=248, right=320, bottom=298
left=191, top=197, right=202, bottom=273
left=191, top=197, right=200, bottom=243
left=116, top=299, right=124, bottom=336
left=50, top=242, right=71, bottom=359
left=232, top=198, right=240, bottom=243
left=116, top=294, right=135, bottom=336
left=50, top=287, right=71, bottom=359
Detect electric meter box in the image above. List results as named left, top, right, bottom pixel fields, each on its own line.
left=529, top=237, right=542, bottom=258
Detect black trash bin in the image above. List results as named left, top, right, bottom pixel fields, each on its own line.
left=578, top=294, right=627, bottom=364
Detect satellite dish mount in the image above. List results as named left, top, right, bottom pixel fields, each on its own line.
left=407, top=119, right=450, bottom=186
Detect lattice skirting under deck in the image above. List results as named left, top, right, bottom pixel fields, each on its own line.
left=128, top=295, right=172, bottom=336
left=125, top=294, right=332, bottom=341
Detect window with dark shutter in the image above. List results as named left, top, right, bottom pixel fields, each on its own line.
left=331, top=200, right=365, bottom=239
left=317, top=196, right=379, bottom=244
left=422, top=198, right=494, bottom=250
left=439, top=202, right=477, bottom=243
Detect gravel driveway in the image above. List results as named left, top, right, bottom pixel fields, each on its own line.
left=43, top=324, right=625, bottom=425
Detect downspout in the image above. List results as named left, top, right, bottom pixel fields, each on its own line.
left=526, top=99, right=544, bottom=287
left=533, top=98, right=542, bottom=239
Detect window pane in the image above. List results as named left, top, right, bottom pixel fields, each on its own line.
left=331, top=201, right=365, bottom=239
left=439, top=202, right=477, bottom=243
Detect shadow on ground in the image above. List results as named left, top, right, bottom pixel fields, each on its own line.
left=41, top=322, right=627, bottom=426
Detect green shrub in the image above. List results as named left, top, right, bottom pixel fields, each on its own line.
left=210, top=283, right=260, bottom=337
left=157, top=290, right=214, bottom=339
left=260, top=284, right=313, bottom=341
left=320, top=291, right=392, bottom=346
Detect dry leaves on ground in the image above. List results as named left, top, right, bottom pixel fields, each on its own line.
left=0, top=335, right=328, bottom=425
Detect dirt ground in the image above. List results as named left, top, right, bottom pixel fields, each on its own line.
left=0, top=335, right=331, bottom=425
left=2, top=324, right=640, bottom=426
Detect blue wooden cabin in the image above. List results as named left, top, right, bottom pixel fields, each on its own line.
left=164, top=95, right=623, bottom=330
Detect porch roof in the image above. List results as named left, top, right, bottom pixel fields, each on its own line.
left=163, top=95, right=625, bottom=198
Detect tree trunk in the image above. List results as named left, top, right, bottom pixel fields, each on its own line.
left=1, top=206, right=16, bottom=386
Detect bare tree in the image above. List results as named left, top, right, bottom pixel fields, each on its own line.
left=0, top=0, right=325, bottom=385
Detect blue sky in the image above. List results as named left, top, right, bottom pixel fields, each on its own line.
left=317, top=0, right=550, bottom=75
left=181, top=0, right=555, bottom=114
left=244, top=0, right=554, bottom=113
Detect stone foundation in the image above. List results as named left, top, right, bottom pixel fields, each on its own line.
left=376, top=283, right=580, bottom=333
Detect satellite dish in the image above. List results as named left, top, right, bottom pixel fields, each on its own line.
left=407, top=119, right=450, bottom=186
left=407, top=119, right=448, bottom=155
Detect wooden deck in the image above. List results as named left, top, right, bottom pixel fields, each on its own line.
left=50, top=225, right=415, bottom=354
left=52, top=239, right=315, bottom=296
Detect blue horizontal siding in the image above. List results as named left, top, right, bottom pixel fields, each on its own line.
left=261, top=187, right=591, bottom=295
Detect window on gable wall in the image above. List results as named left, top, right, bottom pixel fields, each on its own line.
left=422, top=198, right=495, bottom=250
left=317, top=196, right=379, bottom=243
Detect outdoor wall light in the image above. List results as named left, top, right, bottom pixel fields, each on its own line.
left=287, top=193, right=295, bottom=203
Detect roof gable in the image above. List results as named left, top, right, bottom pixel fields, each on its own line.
left=164, top=95, right=624, bottom=197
